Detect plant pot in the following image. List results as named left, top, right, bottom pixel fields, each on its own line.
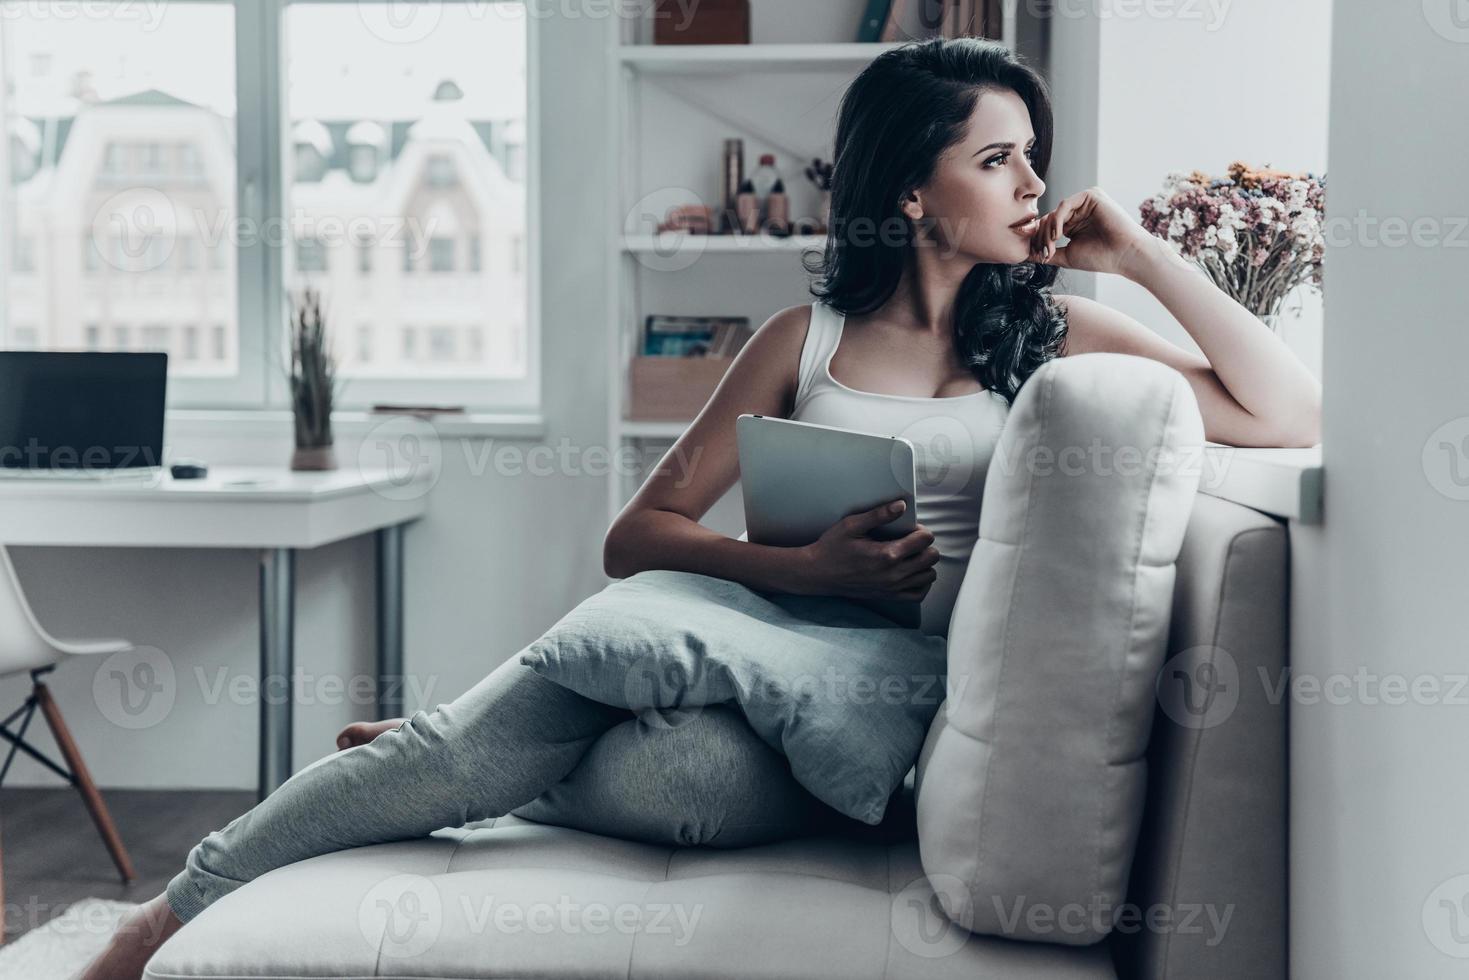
left=291, top=444, right=338, bottom=471
left=819, top=189, right=831, bottom=233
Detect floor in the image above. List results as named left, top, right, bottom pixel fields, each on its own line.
left=0, top=787, right=253, bottom=940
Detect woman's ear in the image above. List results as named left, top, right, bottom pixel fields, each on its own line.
left=899, top=189, right=924, bottom=223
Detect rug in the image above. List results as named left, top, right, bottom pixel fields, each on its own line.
left=0, top=898, right=135, bottom=978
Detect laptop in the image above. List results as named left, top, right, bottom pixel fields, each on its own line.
left=0, top=351, right=167, bottom=480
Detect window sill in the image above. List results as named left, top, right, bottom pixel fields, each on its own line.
left=1200, top=443, right=1323, bottom=524
left=167, top=409, right=547, bottom=441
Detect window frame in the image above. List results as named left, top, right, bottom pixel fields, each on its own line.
left=0, top=0, right=541, bottom=415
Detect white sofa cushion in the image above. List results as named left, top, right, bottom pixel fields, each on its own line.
left=915, top=353, right=1204, bottom=945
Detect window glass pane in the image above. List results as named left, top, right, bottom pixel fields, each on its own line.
left=285, top=3, right=528, bottom=380
left=0, top=3, right=238, bottom=379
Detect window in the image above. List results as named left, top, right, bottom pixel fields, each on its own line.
left=12, top=236, right=35, bottom=274
left=425, top=154, right=457, bottom=188
left=284, top=3, right=532, bottom=400
left=0, top=3, right=240, bottom=394
left=142, top=325, right=169, bottom=351
left=428, top=237, right=455, bottom=273
left=178, top=238, right=199, bottom=272
left=1, top=1, right=533, bottom=410
left=428, top=326, right=456, bottom=361
left=295, top=237, right=328, bottom=273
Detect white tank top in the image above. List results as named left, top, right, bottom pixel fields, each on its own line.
left=788, top=301, right=1010, bottom=638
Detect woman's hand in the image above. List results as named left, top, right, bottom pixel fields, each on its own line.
left=1028, top=186, right=1161, bottom=280
left=794, top=499, right=940, bottom=602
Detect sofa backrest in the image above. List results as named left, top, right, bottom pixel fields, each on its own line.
left=1111, top=493, right=1289, bottom=980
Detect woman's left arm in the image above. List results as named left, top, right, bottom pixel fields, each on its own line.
left=1033, top=187, right=1323, bottom=448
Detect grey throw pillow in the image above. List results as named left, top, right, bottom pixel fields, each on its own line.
left=518, top=569, right=947, bottom=826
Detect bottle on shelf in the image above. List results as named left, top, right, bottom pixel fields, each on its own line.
left=750, top=154, right=782, bottom=228
left=763, top=178, right=791, bottom=237
left=735, top=178, right=760, bottom=235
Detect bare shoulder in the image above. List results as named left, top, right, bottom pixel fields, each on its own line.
left=726, top=303, right=814, bottom=404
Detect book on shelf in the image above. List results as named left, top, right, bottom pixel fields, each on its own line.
left=880, top=0, right=1001, bottom=42
left=642, top=315, right=753, bottom=357
left=856, top=0, right=894, bottom=41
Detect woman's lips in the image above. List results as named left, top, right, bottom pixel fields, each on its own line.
left=1010, top=216, right=1039, bottom=236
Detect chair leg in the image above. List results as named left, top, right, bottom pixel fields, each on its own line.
left=33, top=681, right=136, bottom=884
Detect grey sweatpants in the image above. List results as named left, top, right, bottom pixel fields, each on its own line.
left=167, top=658, right=678, bottom=923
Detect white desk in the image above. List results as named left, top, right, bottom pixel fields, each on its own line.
left=0, top=466, right=430, bottom=800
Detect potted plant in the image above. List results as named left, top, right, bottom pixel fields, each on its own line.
left=288, top=286, right=340, bottom=471
left=1139, top=161, right=1326, bottom=332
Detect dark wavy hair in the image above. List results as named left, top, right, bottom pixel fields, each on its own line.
left=804, top=38, right=1068, bottom=405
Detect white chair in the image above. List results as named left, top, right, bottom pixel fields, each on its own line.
left=0, top=544, right=136, bottom=885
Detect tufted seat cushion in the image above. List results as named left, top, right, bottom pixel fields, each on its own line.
left=145, top=797, right=1115, bottom=980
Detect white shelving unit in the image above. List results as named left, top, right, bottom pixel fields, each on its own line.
left=603, top=20, right=1016, bottom=527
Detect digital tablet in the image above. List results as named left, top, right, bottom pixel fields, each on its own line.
left=735, top=413, right=922, bottom=629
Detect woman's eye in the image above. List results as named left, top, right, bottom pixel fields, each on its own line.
left=984, top=147, right=1036, bottom=169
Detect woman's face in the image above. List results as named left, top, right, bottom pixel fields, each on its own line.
left=902, top=86, right=1046, bottom=265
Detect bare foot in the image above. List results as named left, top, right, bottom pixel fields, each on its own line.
left=335, top=717, right=407, bottom=751
left=76, top=892, right=184, bottom=980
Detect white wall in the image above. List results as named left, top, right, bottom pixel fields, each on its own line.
left=1046, top=0, right=1332, bottom=380
left=1293, top=2, right=1469, bottom=975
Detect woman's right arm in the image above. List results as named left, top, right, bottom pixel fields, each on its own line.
left=604, top=305, right=939, bottom=603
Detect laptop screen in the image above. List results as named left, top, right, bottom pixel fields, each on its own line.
left=0, top=352, right=167, bottom=470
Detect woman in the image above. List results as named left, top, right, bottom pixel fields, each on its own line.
left=82, top=37, right=1319, bottom=978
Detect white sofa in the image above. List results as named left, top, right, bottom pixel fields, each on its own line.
left=146, top=493, right=1287, bottom=980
